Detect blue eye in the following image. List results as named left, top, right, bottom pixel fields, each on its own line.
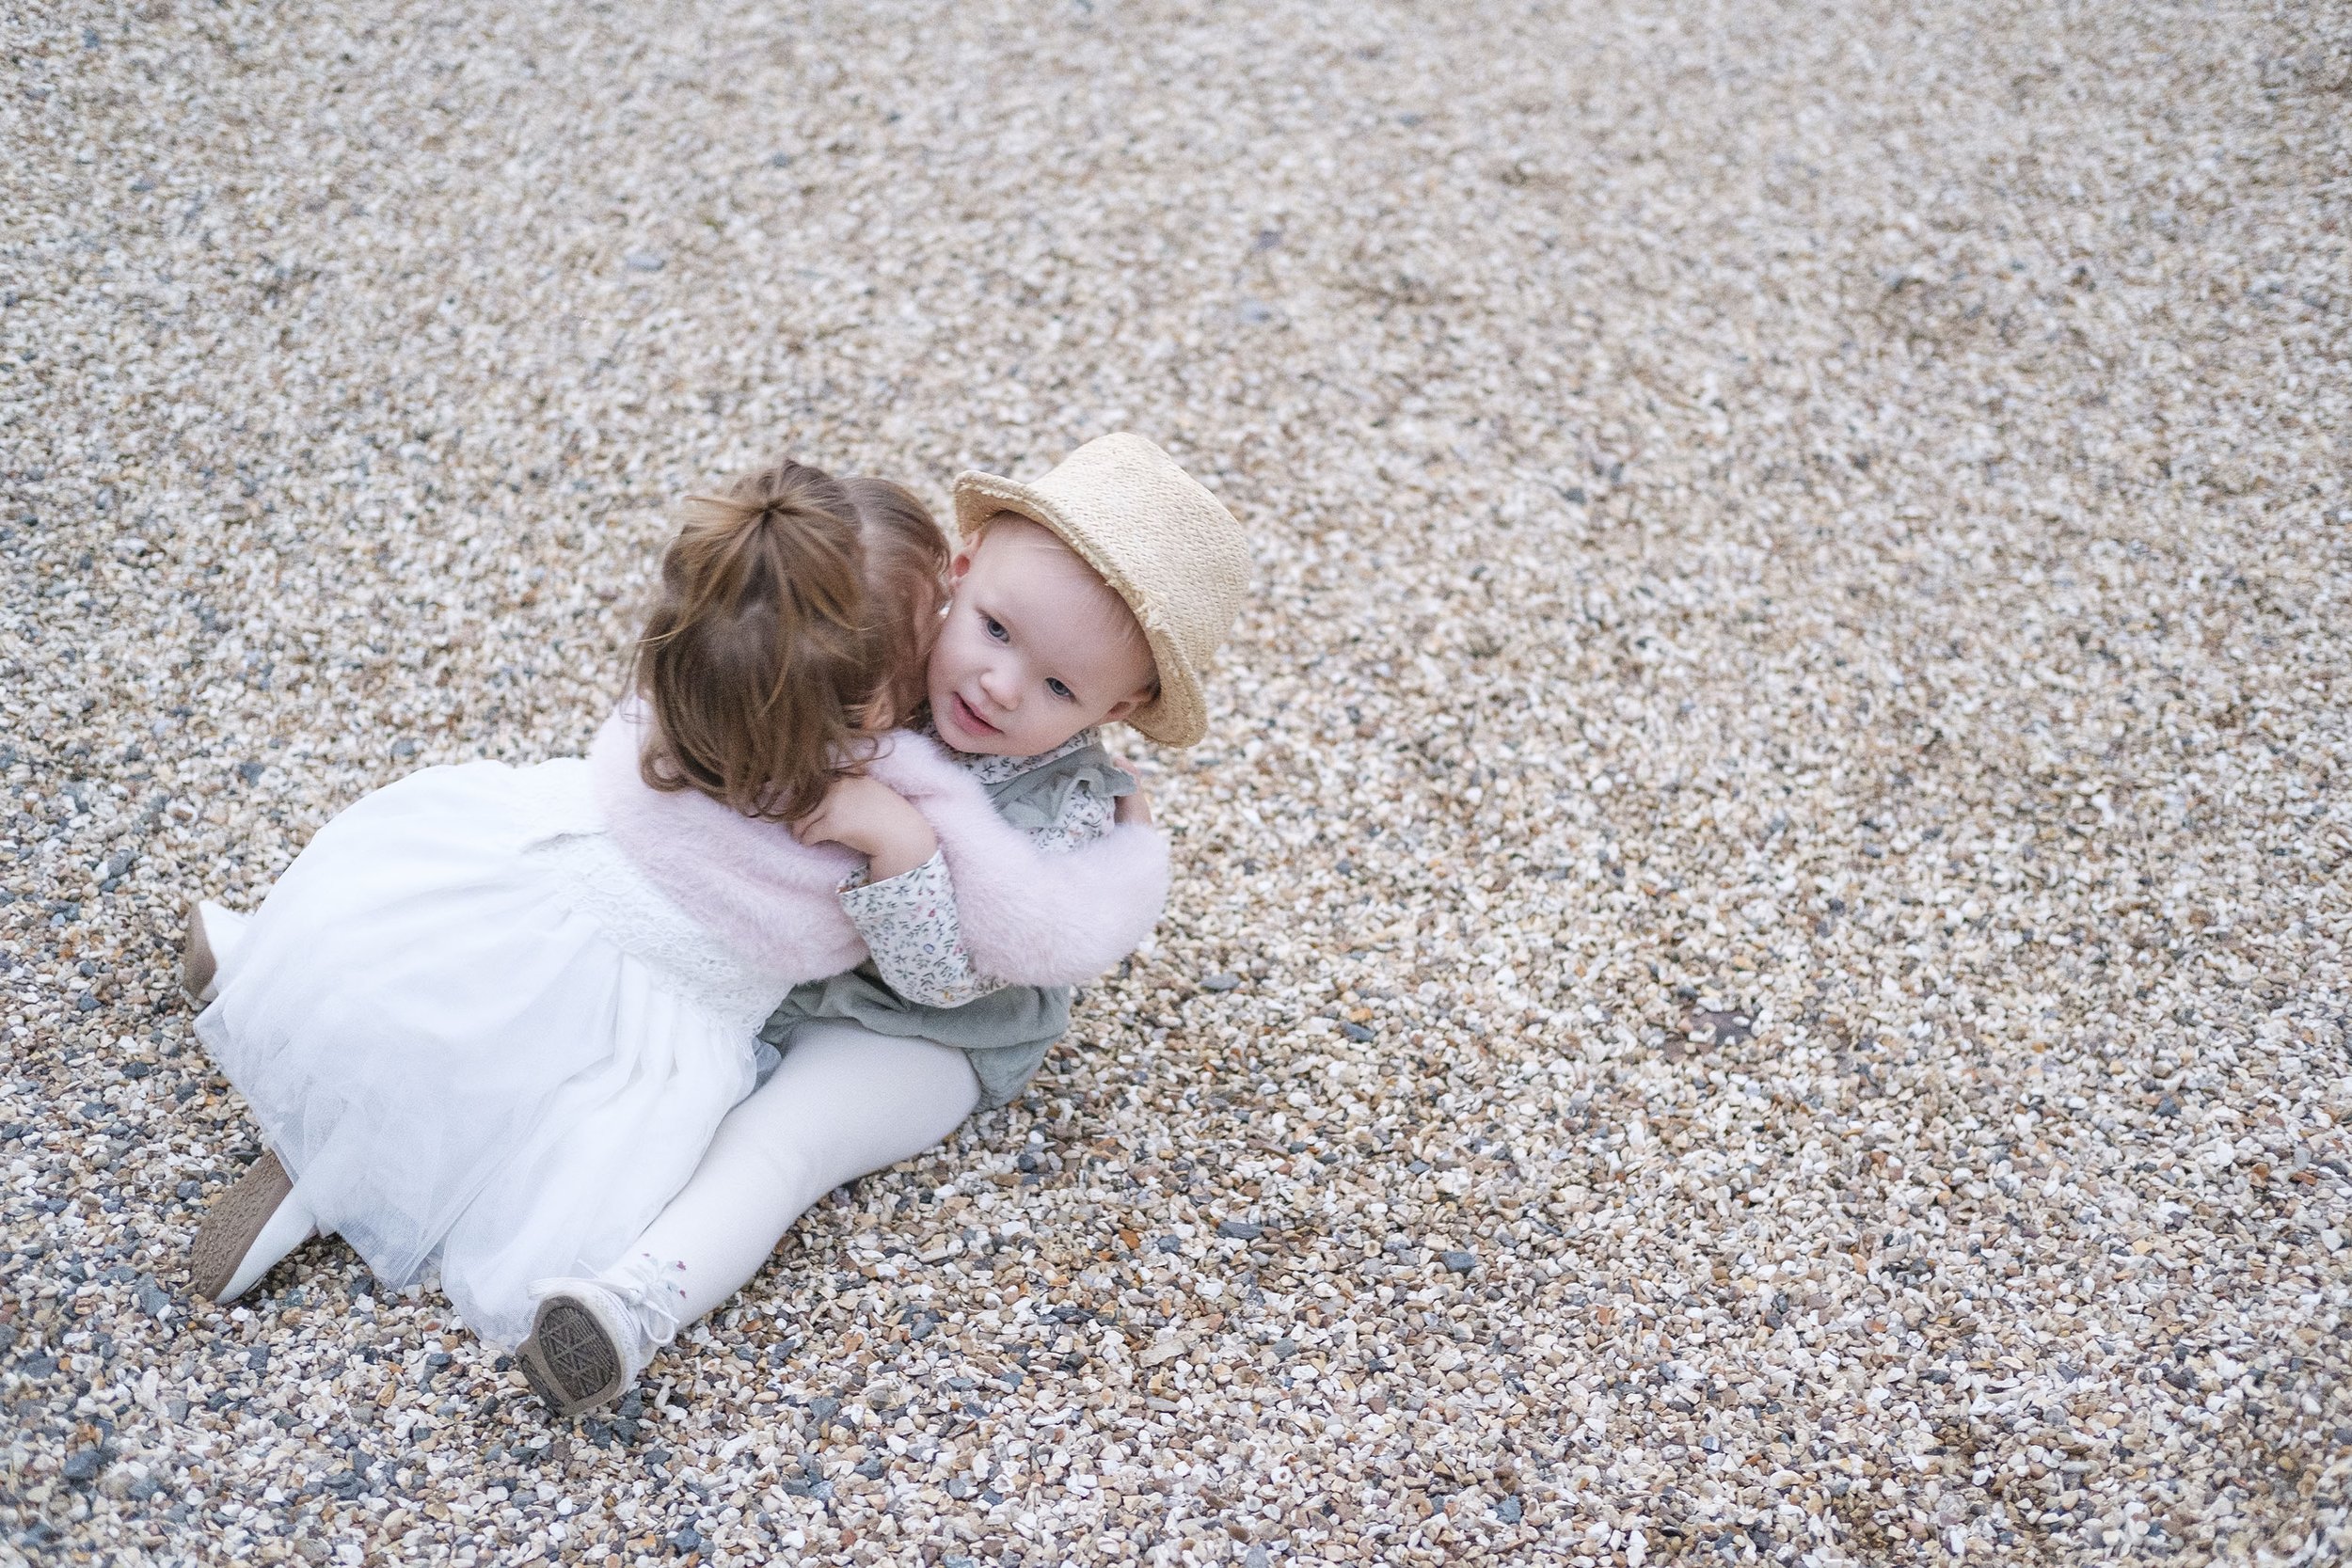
left=982, top=615, right=1008, bottom=641
left=1046, top=678, right=1074, bottom=702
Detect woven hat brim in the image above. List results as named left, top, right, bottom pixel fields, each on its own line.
left=952, top=473, right=1208, bottom=747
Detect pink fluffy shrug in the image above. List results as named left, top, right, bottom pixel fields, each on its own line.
left=587, top=701, right=1169, bottom=989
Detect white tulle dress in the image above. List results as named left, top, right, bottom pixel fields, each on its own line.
left=193, top=758, right=795, bottom=1347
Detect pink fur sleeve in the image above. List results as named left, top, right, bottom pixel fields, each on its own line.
left=593, top=704, right=1168, bottom=988
left=864, top=736, right=1171, bottom=986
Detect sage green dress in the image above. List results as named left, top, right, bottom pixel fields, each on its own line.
left=756, top=740, right=1135, bottom=1111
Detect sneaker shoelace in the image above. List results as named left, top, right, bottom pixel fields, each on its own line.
left=596, top=1250, right=688, bottom=1351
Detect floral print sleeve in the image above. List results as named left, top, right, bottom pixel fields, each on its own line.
left=835, top=762, right=1123, bottom=1006
left=837, top=851, right=994, bottom=1008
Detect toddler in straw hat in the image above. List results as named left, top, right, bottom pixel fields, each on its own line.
left=516, top=434, right=1249, bottom=1416
left=181, top=454, right=1178, bottom=1355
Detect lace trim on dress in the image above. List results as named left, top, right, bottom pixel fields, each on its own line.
left=528, top=832, right=787, bottom=1037
left=509, top=760, right=788, bottom=1037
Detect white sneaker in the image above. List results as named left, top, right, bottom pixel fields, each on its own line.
left=182, top=900, right=250, bottom=1005
left=517, top=1259, right=681, bottom=1418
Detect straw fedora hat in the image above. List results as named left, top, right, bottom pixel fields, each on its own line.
left=952, top=434, right=1248, bottom=748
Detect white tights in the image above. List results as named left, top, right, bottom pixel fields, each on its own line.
left=612, top=1020, right=981, bottom=1328
left=222, top=1016, right=978, bottom=1336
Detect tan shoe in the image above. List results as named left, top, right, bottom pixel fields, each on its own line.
left=182, top=901, right=219, bottom=1005
left=188, top=1150, right=294, bottom=1300
left=182, top=900, right=247, bottom=1006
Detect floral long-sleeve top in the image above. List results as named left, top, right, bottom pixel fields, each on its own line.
left=835, top=728, right=1125, bottom=1007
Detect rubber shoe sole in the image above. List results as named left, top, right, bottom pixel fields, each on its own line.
left=189, top=1151, right=293, bottom=1301
left=515, top=1339, right=570, bottom=1415
left=520, top=1294, right=627, bottom=1418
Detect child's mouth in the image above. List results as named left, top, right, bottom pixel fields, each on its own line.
left=952, top=692, right=1001, bottom=736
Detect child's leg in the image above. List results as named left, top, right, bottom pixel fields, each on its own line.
left=637, top=1020, right=982, bottom=1320
left=518, top=1021, right=979, bottom=1415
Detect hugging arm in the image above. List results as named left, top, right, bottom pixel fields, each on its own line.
left=837, top=852, right=995, bottom=1007
left=817, top=739, right=1171, bottom=989
left=834, top=791, right=1166, bottom=1001
left=921, top=808, right=1168, bottom=986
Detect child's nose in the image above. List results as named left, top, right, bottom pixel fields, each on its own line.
left=978, top=662, right=1019, bottom=710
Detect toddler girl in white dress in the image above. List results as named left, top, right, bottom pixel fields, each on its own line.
left=513, top=433, right=1252, bottom=1416
left=183, top=453, right=1170, bottom=1348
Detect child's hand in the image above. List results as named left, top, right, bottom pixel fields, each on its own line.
left=1108, top=756, right=1153, bottom=827
left=792, top=775, right=939, bottom=881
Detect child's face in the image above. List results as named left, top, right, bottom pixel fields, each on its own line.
left=928, top=515, right=1156, bottom=757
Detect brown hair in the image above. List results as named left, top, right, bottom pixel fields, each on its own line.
left=842, top=476, right=950, bottom=727
left=634, top=457, right=876, bottom=823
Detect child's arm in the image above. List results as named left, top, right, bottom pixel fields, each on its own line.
left=853, top=734, right=1170, bottom=988
left=837, top=852, right=997, bottom=1007
left=810, top=761, right=1152, bottom=1006
left=789, top=776, right=936, bottom=881
left=796, top=774, right=996, bottom=1006
left=800, top=770, right=1002, bottom=1006
left=825, top=773, right=1126, bottom=1006
left=1110, top=757, right=1152, bottom=827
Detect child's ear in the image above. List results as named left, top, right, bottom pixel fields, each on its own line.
left=1101, top=689, right=1152, bottom=725
left=948, top=543, right=978, bottom=584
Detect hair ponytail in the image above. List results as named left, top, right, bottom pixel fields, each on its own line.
left=634, top=458, right=878, bottom=823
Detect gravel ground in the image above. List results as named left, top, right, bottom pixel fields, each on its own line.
left=6, top=1, right=2350, bottom=1563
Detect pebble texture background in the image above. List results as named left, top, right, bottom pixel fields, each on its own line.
left=5, top=1, right=2349, bottom=1563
